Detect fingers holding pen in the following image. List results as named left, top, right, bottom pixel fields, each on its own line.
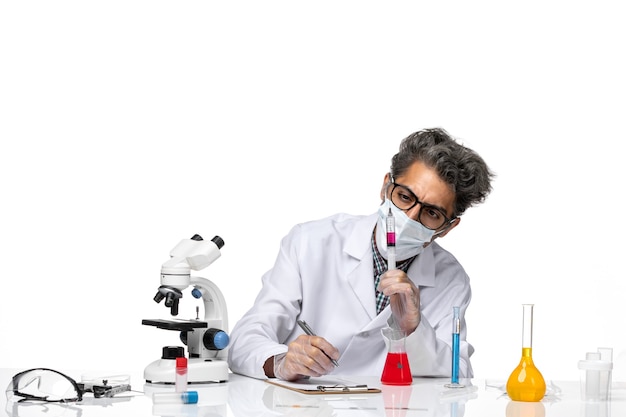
left=285, top=335, right=339, bottom=378
left=299, top=334, right=339, bottom=370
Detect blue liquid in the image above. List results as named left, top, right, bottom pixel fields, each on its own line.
left=451, top=333, right=460, bottom=384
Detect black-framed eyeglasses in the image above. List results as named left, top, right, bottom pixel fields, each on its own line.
left=387, top=181, right=455, bottom=230
left=6, top=368, right=83, bottom=403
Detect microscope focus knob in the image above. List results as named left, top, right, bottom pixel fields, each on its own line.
left=203, top=328, right=229, bottom=350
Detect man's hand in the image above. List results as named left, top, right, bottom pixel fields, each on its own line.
left=273, top=335, right=340, bottom=381
left=378, top=269, right=421, bottom=334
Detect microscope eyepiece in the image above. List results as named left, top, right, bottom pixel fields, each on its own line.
left=211, top=235, right=225, bottom=249
left=189, top=234, right=224, bottom=250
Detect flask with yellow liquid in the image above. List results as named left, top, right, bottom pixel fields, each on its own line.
left=506, top=304, right=546, bottom=402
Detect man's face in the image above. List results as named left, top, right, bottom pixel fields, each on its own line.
left=381, top=161, right=460, bottom=238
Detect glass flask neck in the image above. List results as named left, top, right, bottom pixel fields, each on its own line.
left=521, top=347, right=534, bottom=359
left=521, top=304, right=534, bottom=349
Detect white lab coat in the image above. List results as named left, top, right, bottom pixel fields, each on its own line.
left=228, top=212, right=474, bottom=379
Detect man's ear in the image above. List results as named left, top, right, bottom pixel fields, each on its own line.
left=436, top=217, right=461, bottom=239
left=380, top=172, right=391, bottom=201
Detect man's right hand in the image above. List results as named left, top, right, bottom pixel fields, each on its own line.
left=269, top=334, right=339, bottom=381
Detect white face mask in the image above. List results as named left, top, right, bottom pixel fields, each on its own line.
left=375, top=199, right=437, bottom=260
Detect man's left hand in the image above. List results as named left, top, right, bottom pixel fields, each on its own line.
left=378, top=269, right=420, bottom=334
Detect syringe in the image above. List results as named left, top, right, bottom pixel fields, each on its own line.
left=386, top=208, right=402, bottom=331
left=386, top=208, right=396, bottom=270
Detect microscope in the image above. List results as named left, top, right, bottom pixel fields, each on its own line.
left=142, top=234, right=230, bottom=384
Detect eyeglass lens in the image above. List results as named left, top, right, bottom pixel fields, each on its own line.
left=6, top=369, right=81, bottom=403
left=390, top=183, right=449, bottom=229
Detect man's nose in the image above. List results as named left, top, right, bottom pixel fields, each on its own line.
left=405, top=203, right=422, bottom=222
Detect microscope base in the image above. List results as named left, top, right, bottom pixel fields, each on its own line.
left=144, top=357, right=229, bottom=384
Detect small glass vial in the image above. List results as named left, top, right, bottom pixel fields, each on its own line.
left=175, top=357, right=188, bottom=393
left=152, top=391, right=198, bottom=404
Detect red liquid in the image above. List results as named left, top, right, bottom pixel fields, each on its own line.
left=381, top=352, right=412, bottom=385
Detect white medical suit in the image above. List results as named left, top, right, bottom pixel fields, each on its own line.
left=228, top=212, right=474, bottom=379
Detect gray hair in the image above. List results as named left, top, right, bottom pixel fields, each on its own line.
left=390, top=128, right=495, bottom=217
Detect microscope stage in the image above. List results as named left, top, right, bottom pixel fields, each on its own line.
left=142, top=319, right=208, bottom=331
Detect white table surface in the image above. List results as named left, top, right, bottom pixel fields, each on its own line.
left=2, top=368, right=625, bottom=417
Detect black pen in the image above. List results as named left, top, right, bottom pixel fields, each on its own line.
left=296, top=319, right=340, bottom=367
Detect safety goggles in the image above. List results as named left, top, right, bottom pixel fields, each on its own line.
left=6, top=368, right=83, bottom=403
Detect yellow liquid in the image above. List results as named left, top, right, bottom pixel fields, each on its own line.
left=506, top=347, right=546, bottom=402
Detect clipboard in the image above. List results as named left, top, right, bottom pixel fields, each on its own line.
left=266, top=378, right=381, bottom=395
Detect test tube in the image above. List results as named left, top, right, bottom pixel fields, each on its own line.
left=153, top=391, right=198, bottom=404
left=175, top=357, right=188, bottom=393
left=598, top=347, right=613, bottom=398
left=451, top=306, right=460, bottom=384
left=445, top=306, right=464, bottom=388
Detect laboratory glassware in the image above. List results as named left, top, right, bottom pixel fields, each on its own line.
left=381, top=327, right=413, bottom=385
left=175, top=357, right=188, bottom=393
left=578, top=350, right=613, bottom=401
left=506, top=304, right=546, bottom=402
left=153, top=391, right=198, bottom=404
left=445, top=306, right=464, bottom=388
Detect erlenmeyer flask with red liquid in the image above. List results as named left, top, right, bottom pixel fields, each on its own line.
left=381, top=326, right=413, bottom=385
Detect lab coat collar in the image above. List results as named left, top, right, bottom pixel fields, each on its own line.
left=406, top=243, right=436, bottom=287
left=343, top=213, right=380, bottom=321
left=343, top=213, right=379, bottom=260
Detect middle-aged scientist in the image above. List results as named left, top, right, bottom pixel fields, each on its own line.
left=228, top=127, right=495, bottom=381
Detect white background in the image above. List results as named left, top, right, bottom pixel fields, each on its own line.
left=1, top=1, right=625, bottom=383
